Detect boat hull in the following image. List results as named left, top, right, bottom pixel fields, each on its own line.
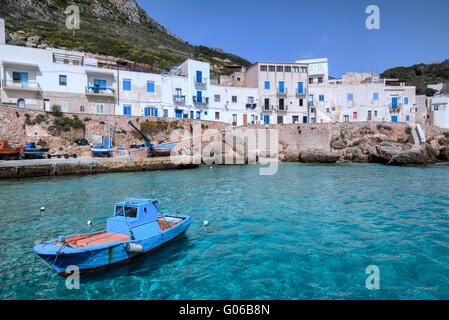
left=90, top=147, right=114, bottom=157
left=34, top=215, right=190, bottom=277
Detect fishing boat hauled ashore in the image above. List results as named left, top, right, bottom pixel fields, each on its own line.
left=33, top=198, right=191, bottom=277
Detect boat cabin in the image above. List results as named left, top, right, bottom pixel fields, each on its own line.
left=106, top=198, right=163, bottom=239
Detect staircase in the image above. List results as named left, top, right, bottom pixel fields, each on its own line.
left=314, top=102, right=336, bottom=122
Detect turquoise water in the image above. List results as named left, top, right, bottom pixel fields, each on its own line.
left=1, top=163, right=449, bottom=300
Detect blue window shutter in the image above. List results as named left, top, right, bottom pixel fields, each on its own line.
left=373, top=92, right=379, bottom=100
left=196, top=71, right=202, bottom=83
left=124, top=105, right=131, bottom=116
left=392, top=97, right=398, bottom=108
left=406, top=115, right=410, bottom=122
left=404, top=97, right=409, bottom=105
left=144, top=107, right=149, bottom=117
left=154, top=108, right=158, bottom=117
left=123, top=80, right=131, bottom=91
left=197, top=90, right=202, bottom=103
left=279, top=81, right=284, bottom=93
left=298, top=82, right=303, bottom=94
left=348, top=94, right=353, bottom=101
left=147, top=82, right=155, bottom=92
left=265, top=81, right=270, bottom=89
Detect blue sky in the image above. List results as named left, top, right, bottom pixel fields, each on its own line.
left=137, top=0, right=449, bottom=77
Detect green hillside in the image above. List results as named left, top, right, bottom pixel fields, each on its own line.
left=0, top=0, right=251, bottom=74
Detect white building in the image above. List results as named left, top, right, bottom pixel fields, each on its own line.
left=296, top=58, right=329, bottom=85
left=430, top=95, right=449, bottom=129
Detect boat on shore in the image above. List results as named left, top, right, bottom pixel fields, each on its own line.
left=128, top=121, right=177, bottom=157
left=90, top=138, right=115, bottom=157
left=24, top=142, right=50, bottom=159
left=0, top=141, right=24, bottom=160
left=33, top=198, right=191, bottom=277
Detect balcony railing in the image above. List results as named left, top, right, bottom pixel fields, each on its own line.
left=276, top=105, right=288, bottom=111
left=193, top=96, right=209, bottom=105
left=173, top=95, right=186, bottom=104
left=277, top=88, right=288, bottom=96
left=296, top=90, right=306, bottom=97
left=389, top=103, right=402, bottom=113
left=2, top=80, right=41, bottom=92
left=246, top=103, right=257, bottom=109
left=263, top=105, right=275, bottom=111
left=194, top=77, right=208, bottom=85
left=85, top=86, right=114, bottom=96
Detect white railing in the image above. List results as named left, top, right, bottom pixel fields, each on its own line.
left=2, top=80, right=41, bottom=91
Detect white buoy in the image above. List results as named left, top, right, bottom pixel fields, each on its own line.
left=204, top=220, right=210, bottom=227
left=87, top=220, right=92, bottom=226
left=40, top=207, right=45, bottom=212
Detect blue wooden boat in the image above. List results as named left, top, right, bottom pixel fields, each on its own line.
left=90, top=138, right=114, bottom=157
left=128, top=121, right=177, bottom=157
left=33, top=198, right=191, bottom=277
left=24, top=142, right=50, bottom=159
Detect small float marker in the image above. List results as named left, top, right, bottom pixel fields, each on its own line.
left=87, top=220, right=92, bottom=226
left=204, top=220, right=210, bottom=227
left=40, top=207, right=45, bottom=212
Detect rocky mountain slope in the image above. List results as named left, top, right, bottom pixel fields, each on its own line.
left=381, top=60, right=449, bottom=95
left=0, top=0, right=250, bottom=74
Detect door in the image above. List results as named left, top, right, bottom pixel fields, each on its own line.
left=44, top=99, right=50, bottom=111
left=123, top=105, right=132, bottom=116
left=21, top=73, right=29, bottom=89
left=367, top=111, right=372, bottom=121
left=144, top=107, right=150, bottom=117
left=196, top=71, right=202, bottom=83
left=243, top=114, right=248, bottom=125
left=391, top=116, right=398, bottom=123
left=277, top=116, right=283, bottom=124
left=197, top=90, right=202, bottom=103
left=303, top=116, right=308, bottom=124
left=175, top=110, right=183, bottom=118
left=263, top=115, right=270, bottom=125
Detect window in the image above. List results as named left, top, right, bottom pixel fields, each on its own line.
left=277, top=66, right=283, bottom=72
left=232, top=114, right=237, bottom=125
left=190, top=111, right=194, bottom=119
left=59, top=75, right=67, bottom=86
left=248, top=96, right=255, bottom=104
left=348, top=93, right=354, bottom=101
left=285, top=66, right=291, bottom=72
left=145, top=107, right=158, bottom=117
left=232, top=96, right=237, bottom=103
left=13, top=72, right=21, bottom=82
left=300, top=67, right=307, bottom=73
left=309, top=95, right=314, bottom=106
left=196, top=111, right=201, bottom=120
left=147, top=81, right=155, bottom=93
left=214, top=94, right=221, bottom=102
left=319, top=95, right=324, bottom=102
left=80, top=106, right=85, bottom=112
left=196, top=71, right=203, bottom=83
left=298, top=82, right=304, bottom=94
left=115, top=206, right=137, bottom=218
left=196, top=90, right=203, bottom=103
left=392, top=97, right=398, bottom=108
left=299, top=99, right=303, bottom=107
left=406, top=115, right=410, bottom=122
left=353, top=112, right=357, bottom=120
left=318, top=77, right=323, bottom=84
left=373, top=92, right=379, bottom=100
left=163, top=109, right=168, bottom=117
left=404, top=97, right=409, bottom=105
left=260, top=65, right=267, bottom=72
left=279, top=99, right=285, bottom=110
left=293, top=116, right=299, bottom=123
left=96, top=104, right=104, bottom=114
left=344, top=115, right=350, bottom=122
left=264, top=81, right=270, bottom=89
left=268, top=66, right=275, bottom=72
left=215, top=112, right=220, bottom=120
left=292, top=67, right=299, bottom=73
left=375, top=111, right=378, bottom=117
left=309, top=78, right=314, bottom=85
left=123, top=105, right=132, bottom=116
left=123, top=79, right=131, bottom=91
left=278, top=81, right=285, bottom=93
left=58, top=101, right=69, bottom=112
left=264, top=98, right=270, bottom=110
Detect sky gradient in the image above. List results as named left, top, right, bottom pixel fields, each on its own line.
left=137, top=0, right=449, bottom=77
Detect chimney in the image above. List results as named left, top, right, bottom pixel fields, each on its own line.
left=0, top=19, right=5, bottom=45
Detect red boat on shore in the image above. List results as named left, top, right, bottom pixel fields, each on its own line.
left=0, top=141, right=25, bottom=160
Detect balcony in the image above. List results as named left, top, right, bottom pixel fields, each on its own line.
left=389, top=103, right=402, bottom=113
left=277, top=88, right=288, bottom=96
left=296, top=90, right=306, bottom=97
left=2, top=80, right=41, bottom=93
left=194, top=77, right=208, bottom=86
left=246, top=103, right=257, bottom=109
left=173, top=95, right=186, bottom=104
left=85, top=86, right=115, bottom=98
left=262, top=105, right=275, bottom=112
left=193, top=96, right=209, bottom=106
left=276, top=105, right=288, bottom=112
